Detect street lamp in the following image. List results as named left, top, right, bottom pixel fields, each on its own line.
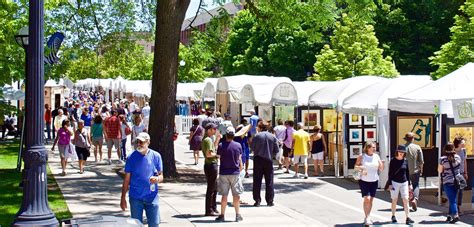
left=13, top=0, right=59, bottom=226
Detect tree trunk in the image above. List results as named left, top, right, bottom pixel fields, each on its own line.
left=149, top=0, right=190, bottom=178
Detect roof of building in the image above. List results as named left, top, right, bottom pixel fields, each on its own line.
left=181, top=2, right=242, bottom=31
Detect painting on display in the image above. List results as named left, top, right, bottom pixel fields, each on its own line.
left=275, top=106, right=295, bottom=122
left=349, top=128, right=363, bottom=142
left=259, top=105, right=273, bottom=122
left=349, top=114, right=362, bottom=126
left=323, top=109, right=343, bottom=132
left=448, top=126, right=474, bottom=156
left=364, top=128, right=377, bottom=142
left=241, top=103, right=255, bottom=116
left=302, top=109, right=321, bottom=130
left=364, top=115, right=376, bottom=125
left=396, top=116, right=433, bottom=148
left=350, top=145, right=363, bottom=159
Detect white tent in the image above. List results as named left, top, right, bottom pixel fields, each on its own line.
left=341, top=76, right=432, bottom=182
left=239, top=82, right=297, bottom=105
left=388, top=63, right=474, bottom=117
left=202, top=78, right=218, bottom=101
left=177, top=83, right=205, bottom=100
left=216, top=75, right=291, bottom=101
left=292, top=81, right=333, bottom=106
left=308, top=76, right=388, bottom=110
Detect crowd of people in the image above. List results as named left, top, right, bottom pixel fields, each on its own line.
left=355, top=132, right=468, bottom=225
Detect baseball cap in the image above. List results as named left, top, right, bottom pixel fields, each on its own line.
left=224, top=113, right=231, bottom=118
left=205, top=123, right=218, bottom=130
left=226, top=127, right=236, bottom=136
left=136, top=132, right=151, bottom=142
left=404, top=132, right=415, bottom=140
left=396, top=145, right=407, bottom=153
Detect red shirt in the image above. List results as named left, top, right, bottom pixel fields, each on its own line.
left=44, top=109, right=52, bottom=123
left=104, top=116, right=121, bottom=139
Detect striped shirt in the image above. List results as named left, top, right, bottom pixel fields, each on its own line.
left=440, top=154, right=461, bottom=185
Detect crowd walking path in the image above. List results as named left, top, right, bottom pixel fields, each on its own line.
left=47, top=136, right=474, bottom=226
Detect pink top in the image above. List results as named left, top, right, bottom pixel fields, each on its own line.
left=58, top=128, right=71, bottom=145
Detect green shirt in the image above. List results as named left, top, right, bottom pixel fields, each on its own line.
left=201, top=136, right=218, bottom=164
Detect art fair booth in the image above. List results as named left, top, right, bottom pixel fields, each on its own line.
left=388, top=63, right=474, bottom=207
left=341, top=76, right=432, bottom=186
left=201, top=78, right=218, bottom=110
left=308, top=76, right=388, bottom=177
left=238, top=82, right=298, bottom=125
left=216, top=75, right=291, bottom=126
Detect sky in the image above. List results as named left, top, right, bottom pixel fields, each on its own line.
left=185, top=0, right=226, bottom=19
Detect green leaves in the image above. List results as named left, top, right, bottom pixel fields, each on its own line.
left=430, top=0, right=474, bottom=79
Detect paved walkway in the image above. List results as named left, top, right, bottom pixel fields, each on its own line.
left=47, top=136, right=474, bottom=226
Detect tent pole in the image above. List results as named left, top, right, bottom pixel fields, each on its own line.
left=335, top=109, right=339, bottom=177
left=437, top=112, right=442, bottom=205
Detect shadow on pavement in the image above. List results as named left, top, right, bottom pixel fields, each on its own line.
left=172, top=214, right=205, bottom=219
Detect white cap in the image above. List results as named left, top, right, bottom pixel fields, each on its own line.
left=226, top=127, right=236, bottom=135
left=136, top=132, right=151, bottom=142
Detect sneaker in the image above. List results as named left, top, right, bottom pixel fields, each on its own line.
left=446, top=216, right=452, bottom=222
left=410, top=200, right=417, bottom=212
left=235, top=214, right=243, bottom=222
left=253, top=202, right=260, bottom=207
left=449, top=216, right=459, bottom=224
left=284, top=170, right=290, bottom=174
left=293, top=173, right=299, bottom=178
left=391, top=215, right=397, bottom=223
left=406, top=217, right=414, bottom=224
left=364, top=217, right=373, bottom=225
left=244, top=172, right=249, bottom=178
left=107, top=159, right=112, bottom=165
left=320, top=172, right=325, bottom=177
left=267, top=202, right=274, bottom=207
left=215, top=215, right=225, bottom=222
left=303, top=174, right=308, bottom=179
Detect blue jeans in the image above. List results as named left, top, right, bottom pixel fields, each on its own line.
left=121, top=138, right=127, bottom=160
left=443, top=184, right=458, bottom=216
left=129, top=197, right=160, bottom=226
left=46, top=122, right=52, bottom=140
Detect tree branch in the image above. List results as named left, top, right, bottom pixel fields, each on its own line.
left=186, top=0, right=204, bottom=30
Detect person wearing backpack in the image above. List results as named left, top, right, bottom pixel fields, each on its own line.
left=438, top=143, right=463, bottom=223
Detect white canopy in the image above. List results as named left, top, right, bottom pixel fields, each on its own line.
left=217, top=75, right=291, bottom=102
left=239, top=82, right=297, bottom=105
left=388, top=63, right=474, bottom=116
left=202, top=78, right=218, bottom=101
left=342, top=76, right=432, bottom=116
left=44, top=79, right=65, bottom=88
left=177, top=82, right=205, bottom=100
left=308, top=76, right=388, bottom=111
left=292, top=81, right=334, bottom=106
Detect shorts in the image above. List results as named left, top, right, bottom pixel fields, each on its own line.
left=106, top=138, right=121, bottom=150
left=283, top=146, right=291, bottom=158
left=311, top=152, right=324, bottom=160
left=76, top=146, right=90, bottom=161
left=390, top=181, right=409, bottom=200
left=242, top=148, right=250, bottom=164
left=359, top=180, right=378, bottom=198
left=92, top=137, right=103, bottom=146
left=58, top=144, right=68, bottom=159
left=293, top=155, right=308, bottom=164
left=218, top=174, right=243, bottom=196
left=275, top=146, right=283, bottom=160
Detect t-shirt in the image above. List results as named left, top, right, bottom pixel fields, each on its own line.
left=217, top=140, right=242, bottom=175
left=142, top=106, right=151, bottom=118
left=274, top=125, right=286, bottom=143
left=104, top=116, right=121, bottom=139
left=57, top=128, right=71, bottom=145
left=292, top=129, right=310, bottom=156
left=132, top=124, right=146, bottom=141
left=124, top=149, right=163, bottom=202
left=91, top=123, right=103, bottom=138
left=201, top=136, right=218, bottom=164
left=249, top=115, right=259, bottom=135
left=80, top=114, right=92, bottom=127
left=388, top=158, right=410, bottom=184
left=218, top=120, right=233, bottom=135
left=54, top=115, right=68, bottom=131
left=283, top=127, right=295, bottom=149
left=457, top=149, right=467, bottom=174
left=121, top=124, right=128, bottom=140
left=440, top=154, right=462, bottom=185
left=250, top=131, right=279, bottom=161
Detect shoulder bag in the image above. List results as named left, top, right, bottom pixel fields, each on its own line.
left=448, top=159, right=467, bottom=190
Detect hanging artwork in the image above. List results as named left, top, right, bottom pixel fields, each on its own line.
left=349, top=128, right=363, bottom=142
left=241, top=102, right=255, bottom=116
left=397, top=116, right=433, bottom=148
left=323, top=109, right=343, bottom=132
left=259, top=105, right=273, bottom=122
left=364, top=128, right=377, bottom=142
left=349, top=114, right=362, bottom=126
left=302, top=109, right=321, bottom=130
left=364, top=115, right=376, bottom=125
left=275, top=106, right=295, bottom=122
left=350, top=144, right=363, bottom=159
left=448, top=126, right=474, bottom=156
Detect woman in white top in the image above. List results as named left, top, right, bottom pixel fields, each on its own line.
left=355, top=141, right=384, bottom=225
left=132, top=115, right=147, bottom=150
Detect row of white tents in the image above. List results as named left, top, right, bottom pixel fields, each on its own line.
left=74, top=63, right=474, bottom=186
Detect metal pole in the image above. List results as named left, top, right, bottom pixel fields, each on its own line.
left=13, top=0, right=59, bottom=225
left=335, top=110, right=340, bottom=177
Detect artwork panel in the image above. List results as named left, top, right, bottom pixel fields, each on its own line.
left=302, top=109, right=321, bottom=130
left=349, top=128, right=363, bottom=142
left=364, top=128, right=377, bottom=142
left=364, top=115, right=376, bottom=125
left=349, top=114, right=362, bottom=126
left=448, top=126, right=474, bottom=156
left=350, top=144, right=363, bottom=159
left=396, top=116, right=433, bottom=148
left=323, top=109, right=343, bottom=132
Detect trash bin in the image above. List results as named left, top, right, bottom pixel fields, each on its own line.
left=61, top=216, right=142, bottom=227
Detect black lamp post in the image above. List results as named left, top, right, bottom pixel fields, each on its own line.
left=13, top=0, right=59, bottom=225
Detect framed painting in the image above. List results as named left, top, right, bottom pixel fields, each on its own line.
left=349, top=128, right=363, bottom=142
left=275, top=106, right=295, bottom=122
left=364, top=128, right=377, bottom=142
left=302, top=109, right=321, bottom=130
left=349, top=114, right=362, bottom=126
left=448, top=125, right=474, bottom=156
left=323, top=109, right=343, bottom=132
left=364, top=115, right=376, bottom=125
left=396, top=116, right=433, bottom=148
left=350, top=144, right=363, bottom=159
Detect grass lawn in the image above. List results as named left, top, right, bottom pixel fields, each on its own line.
left=0, top=141, right=72, bottom=226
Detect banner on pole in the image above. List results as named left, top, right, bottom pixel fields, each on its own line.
left=452, top=98, right=474, bottom=124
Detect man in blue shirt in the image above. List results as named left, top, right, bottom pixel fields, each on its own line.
left=121, top=132, right=163, bottom=226
left=249, top=109, right=259, bottom=136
